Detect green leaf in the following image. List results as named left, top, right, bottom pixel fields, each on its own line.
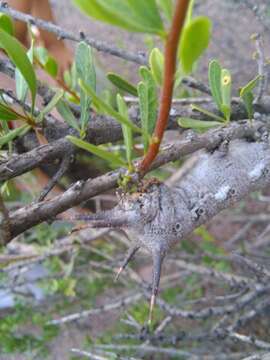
left=138, top=67, right=158, bottom=153
left=179, top=16, right=212, bottom=74
left=67, top=135, right=127, bottom=167
left=64, top=68, right=72, bottom=88
left=0, top=103, right=19, bottom=121
left=186, top=0, right=196, bottom=25
left=191, top=104, right=225, bottom=122
left=126, top=0, right=164, bottom=34
left=156, top=0, right=173, bottom=21
left=34, top=46, right=58, bottom=78
left=107, top=72, right=137, bottom=96
left=44, top=56, right=58, bottom=78
left=220, top=69, right=231, bottom=121
left=34, top=46, right=48, bottom=65
left=79, top=79, right=143, bottom=134
left=38, top=89, right=64, bottom=122
left=73, top=0, right=164, bottom=35
left=56, top=100, right=80, bottom=131
left=239, top=75, right=261, bottom=120
left=117, top=94, right=133, bottom=165
left=137, top=82, right=148, bottom=152
left=0, top=30, right=36, bottom=110
left=149, top=48, right=164, bottom=86
left=241, top=92, right=254, bottom=120
left=75, top=42, right=96, bottom=133
left=208, top=59, right=222, bottom=110
left=15, top=39, right=34, bottom=104
left=240, top=75, right=261, bottom=97
left=178, top=117, right=222, bottom=130
left=0, top=124, right=31, bottom=148
left=0, top=13, right=14, bottom=35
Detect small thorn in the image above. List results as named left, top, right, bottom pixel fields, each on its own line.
left=114, top=266, right=124, bottom=282
left=114, top=245, right=140, bottom=281
left=148, top=251, right=163, bottom=325
left=148, top=293, right=156, bottom=325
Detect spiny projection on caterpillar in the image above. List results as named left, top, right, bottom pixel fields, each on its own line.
left=66, top=134, right=270, bottom=324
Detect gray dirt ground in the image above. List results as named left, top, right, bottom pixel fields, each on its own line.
left=2, top=1, right=270, bottom=359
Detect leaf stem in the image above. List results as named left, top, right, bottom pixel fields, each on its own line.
left=137, top=0, right=190, bottom=175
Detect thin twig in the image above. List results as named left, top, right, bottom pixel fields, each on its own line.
left=38, top=152, right=73, bottom=201
left=0, top=193, right=10, bottom=244
left=253, top=33, right=268, bottom=103
left=227, top=331, right=270, bottom=350
left=156, top=285, right=270, bottom=320
left=93, top=344, right=198, bottom=359
left=48, top=292, right=142, bottom=325
left=0, top=1, right=146, bottom=65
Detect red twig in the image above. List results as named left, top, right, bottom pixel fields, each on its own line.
left=137, top=0, right=190, bottom=175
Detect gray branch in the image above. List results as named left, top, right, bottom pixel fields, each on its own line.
left=0, top=1, right=146, bottom=65
left=2, top=120, right=266, bottom=241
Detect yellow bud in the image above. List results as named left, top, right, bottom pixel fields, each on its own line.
left=151, top=136, right=160, bottom=145
left=222, top=75, right=231, bottom=86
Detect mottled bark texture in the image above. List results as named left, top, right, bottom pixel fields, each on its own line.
left=69, top=136, right=270, bottom=320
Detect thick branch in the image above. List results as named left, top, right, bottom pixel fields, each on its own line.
left=3, top=120, right=264, bottom=241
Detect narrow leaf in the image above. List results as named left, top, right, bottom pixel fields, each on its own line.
left=45, top=56, right=58, bottom=78
left=240, top=75, right=261, bottom=97
left=79, top=79, right=143, bottom=134
left=242, top=91, right=254, bottom=120
left=138, top=67, right=158, bottom=153
left=15, top=39, right=34, bottom=103
left=191, top=104, right=225, bottom=122
left=39, top=89, right=64, bottom=121
left=117, top=94, right=133, bottom=165
left=208, top=59, right=222, bottom=110
left=138, top=82, right=149, bottom=152
left=239, top=75, right=261, bottom=120
left=179, top=16, right=212, bottom=74
left=107, top=72, right=137, bottom=96
left=0, top=30, right=37, bottom=110
left=220, top=69, right=231, bottom=121
left=67, top=135, right=127, bottom=167
left=178, top=117, right=222, bottom=130
left=57, top=100, right=80, bottom=131
left=149, top=48, right=164, bottom=86
left=186, top=0, right=196, bottom=25
left=34, top=46, right=48, bottom=65
left=0, top=124, right=31, bottom=148
left=0, top=103, right=20, bottom=121
left=0, top=13, right=14, bottom=35
left=75, top=42, right=96, bottom=133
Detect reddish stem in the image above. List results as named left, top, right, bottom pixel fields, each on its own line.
left=137, top=0, right=190, bottom=175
